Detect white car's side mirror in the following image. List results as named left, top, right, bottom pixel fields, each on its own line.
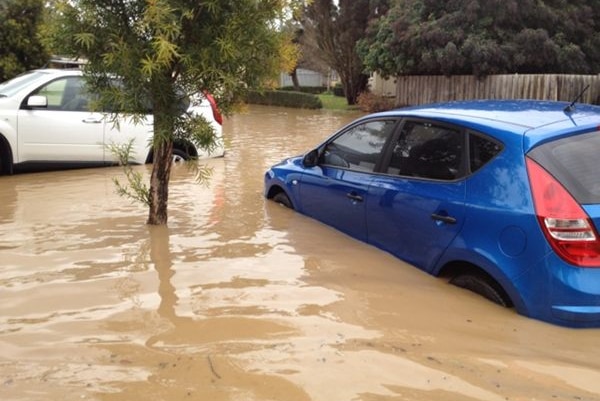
left=27, top=95, right=48, bottom=108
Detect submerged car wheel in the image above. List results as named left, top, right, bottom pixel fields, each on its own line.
left=172, top=148, right=189, bottom=163
left=449, top=272, right=511, bottom=307
left=272, top=192, right=293, bottom=209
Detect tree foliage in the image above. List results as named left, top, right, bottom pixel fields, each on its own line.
left=302, top=0, right=384, bottom=104
left=0, top=0, right=49, bottom=82
left=47, top=0, right=290, bottom=225
left=358, top=0, right=600, bottom=78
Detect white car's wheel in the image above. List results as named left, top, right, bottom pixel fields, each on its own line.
left=172, top=149, right=189, bottom=163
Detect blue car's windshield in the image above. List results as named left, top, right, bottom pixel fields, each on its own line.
left=0, top=71, right=51, bottom=98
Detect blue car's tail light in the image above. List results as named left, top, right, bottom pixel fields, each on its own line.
left=527, top=157, right=600, bottom=267
left=544, top=218, right=595, bottom=241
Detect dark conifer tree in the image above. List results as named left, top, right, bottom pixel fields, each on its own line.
left=359, top=0, right=600, bottom=77
left=0, top=0, right=49, bottom=81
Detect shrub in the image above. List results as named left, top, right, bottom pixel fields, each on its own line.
left=279, top=86, right=328, bottom=94
left=333, top=83, right=344, bottom=97
left=356, top=92, right=395, bottom=113
left=246, top=90, right=322, bottom=109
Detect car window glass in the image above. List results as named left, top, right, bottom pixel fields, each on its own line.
left=103, top=79, right=152, bottom=114
left=387, top=120, right=463, bottom=180
left=469, top=134, right=503, bottom=173
left=0, top=71, right=49, bottom=97
left=34, top=78, right=67, bottom=109
left=528, top=130, right=600, bottom=204
left=33, top=77, right=91, bottom=111
left=321, top=120, right=396, bottom=172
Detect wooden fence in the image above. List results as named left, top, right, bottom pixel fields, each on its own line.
left=393, top=74, right=600, bottom=106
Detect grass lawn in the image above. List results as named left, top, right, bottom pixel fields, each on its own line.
left=317, top=93, right=360, bottom=111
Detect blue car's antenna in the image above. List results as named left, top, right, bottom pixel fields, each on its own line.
left=564, top=84, right=590, bottom=113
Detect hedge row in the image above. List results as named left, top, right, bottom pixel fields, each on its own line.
left=246, top=90, right=323, bottom=109
left=279, top=86, right=328, bottom=94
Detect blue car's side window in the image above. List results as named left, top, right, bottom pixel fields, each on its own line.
left=469, top=133, right=503, bottom=173
left=387, top=121, right=464, bottom=180
left=321, top=120, right=397, bottom=172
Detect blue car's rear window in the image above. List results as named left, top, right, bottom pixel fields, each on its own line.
left=528, top=130, right=600, bottom=204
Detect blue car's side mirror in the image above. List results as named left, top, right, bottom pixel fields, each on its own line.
left=302, top=149, right=319, bottom=168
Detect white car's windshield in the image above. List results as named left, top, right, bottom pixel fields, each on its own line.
left=0, top=71, right=51, bottom=98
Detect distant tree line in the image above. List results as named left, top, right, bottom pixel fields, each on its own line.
left=2, top=0, right=599, bottom=104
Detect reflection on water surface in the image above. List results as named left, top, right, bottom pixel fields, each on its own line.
left=0, top=106, right=599, bottom=401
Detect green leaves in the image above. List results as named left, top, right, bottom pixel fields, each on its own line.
left=152, top=37, right=180, bottom=68
left=73, top=32, right=95, bottom=50
left=360, top=0, right=600, bottom=77
left=0, top=0, right=49, bottom=81
left=107, top=140, right=151, bottom=207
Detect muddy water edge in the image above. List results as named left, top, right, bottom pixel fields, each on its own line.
left=1, top=105, right=599, bottom=401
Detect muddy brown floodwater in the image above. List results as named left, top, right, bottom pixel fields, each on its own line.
left=1, top=105, right=600, bottom=401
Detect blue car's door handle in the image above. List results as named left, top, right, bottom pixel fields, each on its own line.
left=431, top=213, right=457, bottom=224
left=346, top=192, right=364, bottom=202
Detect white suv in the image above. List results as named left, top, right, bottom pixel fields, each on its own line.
left=0, top=69, right=225, bottom=174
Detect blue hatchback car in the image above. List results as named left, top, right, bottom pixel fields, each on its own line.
left=264, top=100, right=600, bottom=328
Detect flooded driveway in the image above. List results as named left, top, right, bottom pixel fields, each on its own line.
left=1, top=105, right=600, bottom=401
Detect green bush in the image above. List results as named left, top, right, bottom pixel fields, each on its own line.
left=279, top=86, right=328, bottom=94
left=246, top=90, right=323, bottom=109
left=333, top=83, right=345, bottom=97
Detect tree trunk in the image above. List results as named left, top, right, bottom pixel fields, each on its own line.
left=290, top=68, right=300, bottom=90
left=147, top=135, right=173, bottom=225
left=342, top=72, right=369, bottom=105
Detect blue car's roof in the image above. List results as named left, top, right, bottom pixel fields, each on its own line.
left=368, top=100, right=600, bottom=152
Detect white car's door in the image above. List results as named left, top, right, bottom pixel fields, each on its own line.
left=103, top=113, right=154, bottom=164
left=17, top=76, right=105, bottom=163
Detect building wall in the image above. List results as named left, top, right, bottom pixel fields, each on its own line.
left=280, top=68, right=327, bottom=87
